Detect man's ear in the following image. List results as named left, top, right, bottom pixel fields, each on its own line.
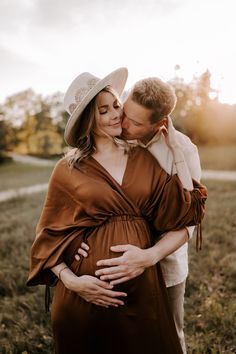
left=153, top=117, right=167, bottom=131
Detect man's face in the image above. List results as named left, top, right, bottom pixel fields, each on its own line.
left=121, top=96, right=164, bottom=143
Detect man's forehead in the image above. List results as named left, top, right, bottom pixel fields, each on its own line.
left=124, top=97, right=152, bottom=122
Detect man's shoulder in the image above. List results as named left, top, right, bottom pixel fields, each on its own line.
left=175, top=130, right=198, bottom=153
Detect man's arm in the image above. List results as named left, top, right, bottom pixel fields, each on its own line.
left=76, top=228, right=188, bottom=285
left=76, top=129, right=202, bottom=284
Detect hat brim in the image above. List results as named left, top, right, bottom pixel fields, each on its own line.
left=64, top=67, right=128, bottom=147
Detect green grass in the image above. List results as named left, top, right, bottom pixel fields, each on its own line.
left=0, top=180, right=235, bottom=353
left=0, top=162, right=55, bottom=191
left=198, top=145, right=236, bottom=171
left=186, top=179, right=236, bottom=353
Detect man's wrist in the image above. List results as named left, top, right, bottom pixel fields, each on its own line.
left=144, top=247, right=161, bottom=267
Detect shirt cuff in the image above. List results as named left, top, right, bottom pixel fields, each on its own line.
left=186, top=226, right=195, bottom=240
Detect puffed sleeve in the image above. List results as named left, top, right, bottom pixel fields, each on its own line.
left=151, top=174, right=207, bottom=232
left=26, top=159, right=85, bottom=287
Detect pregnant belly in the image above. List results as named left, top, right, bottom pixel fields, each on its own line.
left=64, top=215, right=152, bottom=278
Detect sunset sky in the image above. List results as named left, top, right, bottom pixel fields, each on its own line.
left=1, top=0, right=236, bottom=104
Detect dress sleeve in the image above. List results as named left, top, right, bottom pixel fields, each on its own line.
left=150, top=173, right=207, bottom=233
left=26, top=160, right=84, bottom=287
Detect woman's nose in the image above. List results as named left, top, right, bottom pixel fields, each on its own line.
left=111, top=107, right=121, bottom=120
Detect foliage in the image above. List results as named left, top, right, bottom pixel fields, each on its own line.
left=0, top=90, right=67, bottom=157
left=0, top=69, right=236, bottom=157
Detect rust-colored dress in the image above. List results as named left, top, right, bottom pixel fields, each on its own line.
left=27, top=147, right=207, bottom=354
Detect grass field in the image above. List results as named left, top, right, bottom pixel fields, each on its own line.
left=0, top=162, right=54, bottom=192
left=0, top=178, right=235, bottom=353
left=0, top=146, right=235, bottom=353
left=198, top=145, right=236, bottom=171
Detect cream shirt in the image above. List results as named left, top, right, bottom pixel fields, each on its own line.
left=138, top=129, right=202, bottom=287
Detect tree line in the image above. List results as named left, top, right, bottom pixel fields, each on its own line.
left=0, top=70, right=236, bottom=160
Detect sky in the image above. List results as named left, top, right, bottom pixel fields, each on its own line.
left=1, top=0, right=236, bottom=104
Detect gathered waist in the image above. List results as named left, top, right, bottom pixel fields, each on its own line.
left=107, top=214, right=145, bottom=223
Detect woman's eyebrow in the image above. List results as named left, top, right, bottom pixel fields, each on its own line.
left=98, top=104, right=109, bottom=109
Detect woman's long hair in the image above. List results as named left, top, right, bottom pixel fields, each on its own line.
left=65, top=86, right=129, bottom=168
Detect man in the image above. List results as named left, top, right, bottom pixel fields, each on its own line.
left=77, top=77, right=201, bottom=353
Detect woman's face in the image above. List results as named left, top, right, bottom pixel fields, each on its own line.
left=94, top=91, right=122, bottom=137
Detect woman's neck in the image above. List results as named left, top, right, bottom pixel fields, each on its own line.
left=93, top=135, right=121, bottom=155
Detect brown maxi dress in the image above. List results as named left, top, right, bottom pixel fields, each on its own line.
left=27, top=146, right=207, bottom=354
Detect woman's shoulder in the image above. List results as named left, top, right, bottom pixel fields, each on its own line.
left=48, top=157, right=75, bottom=186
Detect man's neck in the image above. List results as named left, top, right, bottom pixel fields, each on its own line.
left=139, top=129, right=160, bottom=146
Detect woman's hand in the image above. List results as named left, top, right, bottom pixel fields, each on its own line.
left=63, top=273, right=127, bottom=308
left=162, top=116, right=180, bottom=150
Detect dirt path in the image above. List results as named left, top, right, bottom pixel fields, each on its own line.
left=202, top=170, right=236, bottom=181
left=0, top=154, right=235, bottom=203
left=0, top=183, right=48, bottom=202
left=7, top=152, right=56, bottom=166
left=0, top=169, right=235, bottom=203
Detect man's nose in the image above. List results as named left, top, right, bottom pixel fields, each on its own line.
left=122, top=116, right=128, bottom=128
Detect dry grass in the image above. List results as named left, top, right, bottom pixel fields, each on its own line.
left=0, top=162, right=54, bottom=191
left=0, top=179, right=235, bottom=353
left=198, top=145, right=236, bottom=171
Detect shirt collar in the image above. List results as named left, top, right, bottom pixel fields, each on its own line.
left=138, top=130, right=162, bottom=148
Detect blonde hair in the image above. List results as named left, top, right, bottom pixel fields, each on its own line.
left=130, top=78, right=177, bottom=123
left=65, top=86, right=128, bottom=168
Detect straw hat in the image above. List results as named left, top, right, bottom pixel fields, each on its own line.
left=64, top=67, right=128, bottom=147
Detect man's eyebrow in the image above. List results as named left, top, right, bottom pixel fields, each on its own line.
left=125, top=115, right=142, bottom=125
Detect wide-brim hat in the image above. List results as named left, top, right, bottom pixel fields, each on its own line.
left=63, top=67, right=128, bottom=147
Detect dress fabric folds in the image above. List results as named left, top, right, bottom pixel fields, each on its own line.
left=27, top=147, right=207, bottom=354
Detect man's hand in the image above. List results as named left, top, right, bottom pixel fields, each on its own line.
left=95, top=244, right=154, bottom=286
left=162, top=116, right=181, bottom=150
left=75, top=242, right=89, bottom=261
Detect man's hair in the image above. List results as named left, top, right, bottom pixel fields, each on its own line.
left=130, top=78, right=177, bottom=124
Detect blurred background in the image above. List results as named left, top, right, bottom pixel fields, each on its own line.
left=0, top=0, right=235, bottom=353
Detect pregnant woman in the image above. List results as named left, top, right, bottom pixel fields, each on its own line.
left=27, top=67, right=207, bottom=354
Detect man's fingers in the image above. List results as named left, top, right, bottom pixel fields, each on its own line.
left=75, top=254, right=80, bottom=261
left=96, top=257, right=123, bottom=267
left=110, top=245, right=130, bottom=252
left=100, top=272, right=127, bottom=281
left=81, top=242, right=90, bottom=251
left=110, top=276, right=130, bottom=286
left=95, top=265, right=125, bottom=277
left=77, top=248, right=88, bottom=258
left=75, top=242, right=89, bottom=260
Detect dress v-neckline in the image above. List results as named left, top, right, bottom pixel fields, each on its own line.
left=90, top=153, right=130, bottom=188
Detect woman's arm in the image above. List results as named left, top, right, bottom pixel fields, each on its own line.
left=51, top=262, right=127, bottom=308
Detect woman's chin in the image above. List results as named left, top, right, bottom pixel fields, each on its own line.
left=110, top=127, right=122, bottom=137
